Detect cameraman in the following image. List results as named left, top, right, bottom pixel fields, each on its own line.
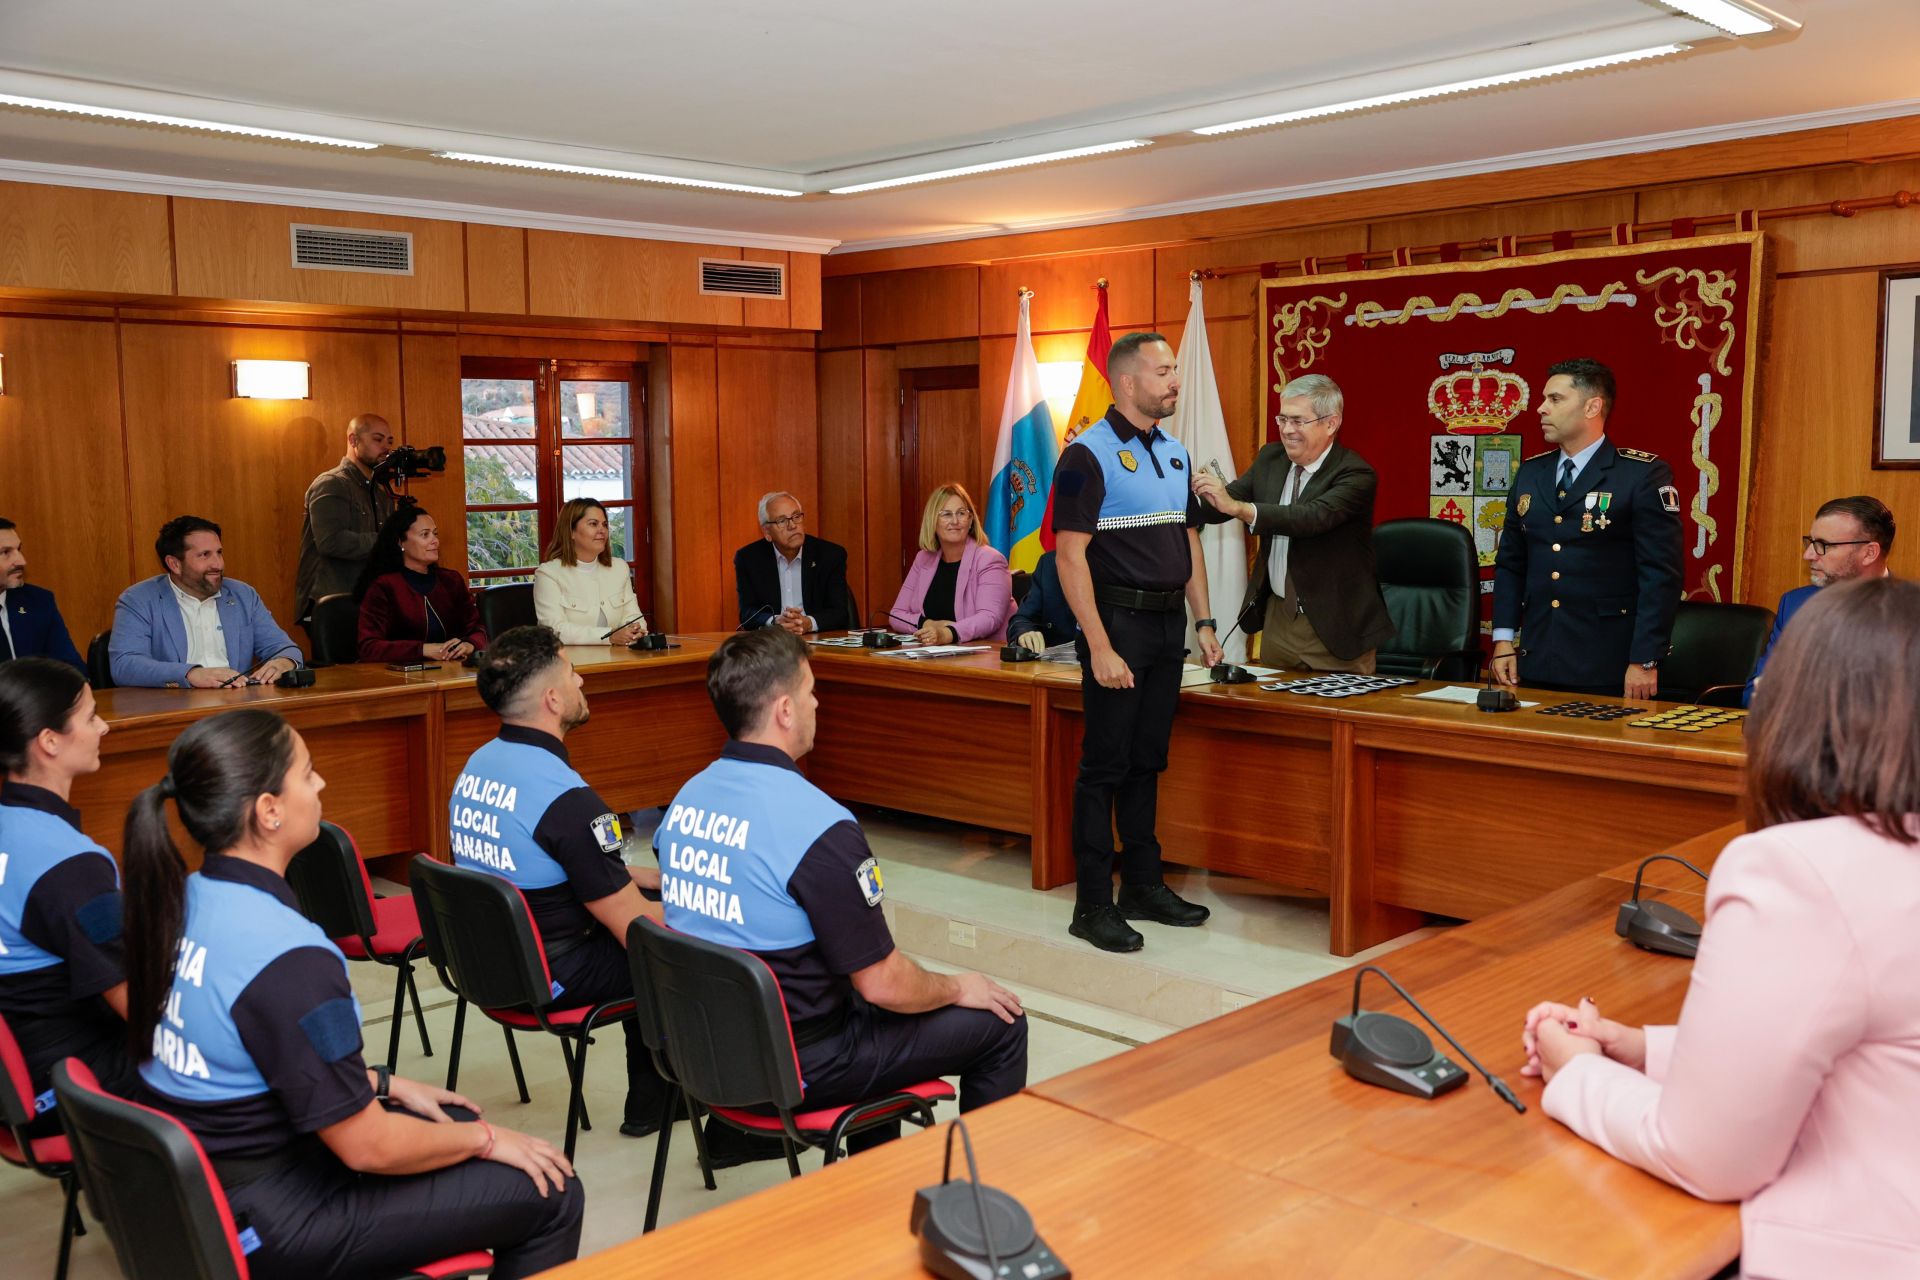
left=297, top=413, right=397, bottom=626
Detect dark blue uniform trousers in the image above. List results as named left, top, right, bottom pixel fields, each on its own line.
left=547, top=931, right=672, bottom=1127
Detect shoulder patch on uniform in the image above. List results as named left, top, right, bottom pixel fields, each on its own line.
left=75, top=891, right=123, bottom=945
left=854, top=856, right=884, bottom=907
left=1117, top=449, right=1138, bottom=473
left=1618, top=447, right=1660, bottom=462
left=1659, top=484, right=1681, bottom=513
left=1524, top=449, right=1558, bottom=462
left=590, top=812, right=624, bottom=853
left=297, top=997, right=364, bottom=1064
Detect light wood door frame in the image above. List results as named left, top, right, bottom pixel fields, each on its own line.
left=897, top=364, right=980, bottom=577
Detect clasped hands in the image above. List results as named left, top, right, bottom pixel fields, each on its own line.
left=1520, top=995, right=1647, bottom=1084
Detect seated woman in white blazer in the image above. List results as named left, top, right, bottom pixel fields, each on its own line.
left=1522, top=576, right=1920, bottom=1280
left=533, top=499, right=647, bottom=645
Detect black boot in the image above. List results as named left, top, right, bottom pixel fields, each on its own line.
left=1069, top=903, right=1144, bottom=952
left=1118, top=882, right=1211, bottom=927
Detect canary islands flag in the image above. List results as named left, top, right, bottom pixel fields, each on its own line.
left=984, top=292, right=1057, bottom=572
left=1040, top=283, right=1114, bottom=552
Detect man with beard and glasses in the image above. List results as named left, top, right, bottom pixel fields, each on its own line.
left=109, top=515, right=303, bottom=688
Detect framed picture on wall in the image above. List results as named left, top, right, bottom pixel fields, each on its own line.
left=1876, top=270, right=1920, bottom=468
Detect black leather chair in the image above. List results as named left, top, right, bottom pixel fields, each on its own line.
left=1658, top=600, right=1775, bottom=707
left=1010, top=570, right=1032, bottom=606
left=305, top=596, right=361, bottom=667
left=86, top=631, right=113, bottom=690
left=1373, top=518, right=1481, bottom=680
left=477, top=582, right=536, bottom=638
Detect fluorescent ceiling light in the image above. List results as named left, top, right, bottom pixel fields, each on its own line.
left=828, top=141, right=1152, bottom=195
left=0, top=93, right=378, bottom=148
left=1194, top=45, right=1690, bottom=135
left=1658, top=0, right=1776, bottom=36
left=437, top=151, right=802, bottom=197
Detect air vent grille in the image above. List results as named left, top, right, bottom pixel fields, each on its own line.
left=290, top=224, right=415, bottom=275
left=700, top=258, right=785, bottom=298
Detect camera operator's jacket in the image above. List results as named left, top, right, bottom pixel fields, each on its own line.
left=296, top=455, right=396, bottom=620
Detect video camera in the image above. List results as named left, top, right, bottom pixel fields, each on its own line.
left=370, top=444, right=446, bottom=500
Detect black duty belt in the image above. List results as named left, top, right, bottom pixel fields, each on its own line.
left=790, top=1003, right=850, bottom=1050
left=1095, top=585, right=1184, bottom=613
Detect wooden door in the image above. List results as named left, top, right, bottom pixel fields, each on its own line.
left=898, top=366, right=981, bottom=579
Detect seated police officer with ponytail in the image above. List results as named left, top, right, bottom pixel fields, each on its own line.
left=0, top=658, right=135, bottom=1130
left=126, top=708, right=582, bottom=1279
left=657, top=628, right=1028, bottom=1152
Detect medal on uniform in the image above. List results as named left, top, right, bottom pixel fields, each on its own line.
left=1516, top=493, right=1531, bottom=517
left=1594, top=492, right=1612, bottom=530
left=1117, top=449, right=1138, bottom=473
left=1581, top=492, right=1596, bottom=532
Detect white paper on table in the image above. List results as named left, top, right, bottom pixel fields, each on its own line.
left=1411, top=685, right=1538, bottom=707
left=875, top=645, right=990, bottom=660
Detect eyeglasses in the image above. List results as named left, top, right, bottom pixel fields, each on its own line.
left=1802, top=536, right=1872, bottom=556
left=1276, top=413, right=1333, bottom=430
left=936, top=510, right=973, bottom=523
left=763, top=512, right=805, bottom=529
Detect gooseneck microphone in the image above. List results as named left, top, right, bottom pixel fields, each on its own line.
left=1330, top=965, right=1526, bottom=1112
left=1478, top=645, right=1522, bottom=712
left=910, top=1119, right=1067, bottom=1280
left=1207, top=608, right=1257, bottom=684
left=737, top=603, right=776, bottom=631
left=1615, top=854, right=1709, bottom=957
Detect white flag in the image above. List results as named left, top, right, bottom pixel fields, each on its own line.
left=1168, top=278, right=1250, bottom=664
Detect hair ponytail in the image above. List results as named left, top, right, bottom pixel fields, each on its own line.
left=122, top=779, right=187, bottom=1056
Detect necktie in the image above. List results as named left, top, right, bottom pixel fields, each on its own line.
left=1559, top=458, right=1574, bottom=498
left=1278, top=465, right=1303, bottom=618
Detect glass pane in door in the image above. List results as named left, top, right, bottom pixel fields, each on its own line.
left=562, top=380, right=630, bottom=438
left=462, top=379, right=538, bottom=438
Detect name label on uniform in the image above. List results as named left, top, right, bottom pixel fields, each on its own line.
left=660, top=803, right=751, bottom=850
left=660, top=801, right=750, bottom=925
left=451, top=771, right=519, bottom=871
left=153, top=934, right=213, bottom=1081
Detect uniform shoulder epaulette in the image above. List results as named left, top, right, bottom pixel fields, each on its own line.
left=1523, top=449, right=1557, bottom=462
left=1617, top=447, right=1660, bottom=463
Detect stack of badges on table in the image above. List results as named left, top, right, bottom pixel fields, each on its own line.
left=1626, top=706, right=1748, bottom=733
left=1257, top=674, right=1417, bottom=698
left=1536, top=700, right=1637, bottom=721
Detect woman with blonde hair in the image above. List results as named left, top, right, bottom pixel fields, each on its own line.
left=887, top=483, right=1013, bottom=644
left=533, top=498, right=647, bottom=646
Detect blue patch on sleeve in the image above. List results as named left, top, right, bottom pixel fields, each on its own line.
left=237, top=1227, right=262, bottom=1255
left=550, top=980, right=565, bottom=999
left=75, top=892, right=124, bottom=946
left=297, top=998, right=364, bottom=1064
left=33, top=1088, right=55, bottom=1116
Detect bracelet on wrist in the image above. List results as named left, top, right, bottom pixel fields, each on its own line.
left=478, top=1121, right=496, bottom=1161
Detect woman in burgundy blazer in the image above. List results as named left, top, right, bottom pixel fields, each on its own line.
left=355, top=507, right=487, bottom=664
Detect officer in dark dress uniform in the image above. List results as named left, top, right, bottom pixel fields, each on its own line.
left=1491, top=359, right=1684, bottom=698
left=657, top=629, right=1027, bottom=1150
left=1050, top=333, right=1224, bottom=953
left=124, top=709, right=581, bottom=1280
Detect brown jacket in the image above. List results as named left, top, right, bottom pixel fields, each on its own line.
left=296, top=456, right=394, bottom=619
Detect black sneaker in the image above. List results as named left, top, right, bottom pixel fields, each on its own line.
left=1118, top=883, right=1211, bottom=927
left=1069, top=904, right=1144, bottom=953
left=700, top=1115, right=790, bottom=1169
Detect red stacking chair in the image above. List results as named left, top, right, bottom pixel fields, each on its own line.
left=0, top=1011, right=83, bottom=1279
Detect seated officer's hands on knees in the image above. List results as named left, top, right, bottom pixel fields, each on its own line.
left=485, top=1125, right=574, bottom=1197
left=953, top=971, right=1024, bottom=1024
left=1016, top=630, right=1046, bottom=653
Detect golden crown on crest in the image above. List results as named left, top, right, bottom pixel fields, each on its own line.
left=1427, top=356, right=1529, bottom=435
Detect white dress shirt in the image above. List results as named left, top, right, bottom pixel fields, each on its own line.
left=1250, top=445, right=1333, bottom=598
left=772, top=548, right=813, bottom=628
left=170, top=578, right=229, bottom=669
left=0, top=590, right=13, bottom=657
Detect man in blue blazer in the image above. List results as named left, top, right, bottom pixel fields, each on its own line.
left=110, top=515, right=304, bottom=688
left=0, top=519, right=85, bottom=670
left=1746, top=495, right=1896, bottom=705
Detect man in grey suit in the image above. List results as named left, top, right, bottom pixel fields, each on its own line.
left=1191, top=374, right=1395, bottom=672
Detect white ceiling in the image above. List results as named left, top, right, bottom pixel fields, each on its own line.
left=0, top=0, right=1913, bottom=254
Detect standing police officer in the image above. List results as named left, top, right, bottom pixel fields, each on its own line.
left=1051, top=332, right=1223, bottom=953
left=1491, top=358, right=1684, bottom=698
left=656, top=628, right=1026, bottom=1150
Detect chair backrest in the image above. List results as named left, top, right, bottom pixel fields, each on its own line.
left=1373, top=518, right=1480, bottom=679
left=1010, top=570, right=1032, bottom=606
left=0, top=1010, right=43, bottom=1135
left=87, top=630, right=114, bottom=690
left=52, top=1059, right=247, bottom=1280
left=1658, top=600, right=1776, bottom=704
left=409, top=855, right=556, bottom=1013
left=477, top=583, right=536, bottom=639
left=284, top=820, right=378, bottom=944
left=627, top=916, right=805, bottom=1113
left=306, top=596, right=361, bottom=667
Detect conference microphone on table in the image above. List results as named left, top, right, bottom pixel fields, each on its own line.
left=1207, top=608, right=1256, bottom=684
left=1615, top=854, right=1709, bottom=957
left=910, top=1118, right=1068, bottom=1280
left=1478, top=645, right=1521, bottom=712
left=1331, top=965, right=1526, bottom=1112
left=737, top=603, right=777, bottom=631
left=852, top=607, right=908, bottom=648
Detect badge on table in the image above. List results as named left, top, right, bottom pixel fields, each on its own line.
left=1516, top=493, right=1530, bottom=517
left=1118, top=449, right=1138, bottom=473
left=854, top=856, right=885, bottom=906
left=590, top=812, right=624, bottom=853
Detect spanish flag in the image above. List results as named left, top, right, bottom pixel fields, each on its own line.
left=1040, top=283, right=1113, bottom=551
left=983, top=292, right=1058, bottom=573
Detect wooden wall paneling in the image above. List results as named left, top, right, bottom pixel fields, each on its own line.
left=859, top=266, right=979, bottom=345
left=1158, top=316, right=1259, bottom=471
left=457, top=334, right=648, bottom=361
left=525, top=232, right=745, bottom=326
left=817, top=349, right=866, bottom=618
left=1365, top=193, right=1637, bottom=261
left=862, top=347, right=903, bottom=618
left=646, top=356, right=678, bottom=629
left=171, top=199, right=466, bottom=311
left=1638, top=158, right=1920, bottom=274
left=118, top=321, right=404, bottom=638
left=0, top=182, right=173, bottom=295
left=980, top=250, right=1154, bottom=336
left=820, top=276, right=861, bottom=348
left=464, top=223, right=528, bottom=314
left=787, top=252, right=823, bottom=331
left=894, top=340, right=980, bottom=370
left=1153, top=226, right=1369, bottom=321
left=740, top=249, right=792, bottom=329
left=0, top=315, right=133, bottom=643
left=716, top=346, right=818, bottom=599
left=716, top=333, right=815, bottom=350
left=662, top=344, right=725, bottom=629
left=398, top=333, right=466, bottom=580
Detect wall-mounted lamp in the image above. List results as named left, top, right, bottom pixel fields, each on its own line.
left=1037, top=361, right=1084, bottom=434
left=231, top=359, right=311, bottom=399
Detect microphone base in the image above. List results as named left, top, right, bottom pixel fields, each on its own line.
left=1331, top=1012, right=1469, bottom=1100
left=861, top=630, right=904, bottom=649
left=1614, top=900, right=1702, bottom=958
left=1477, top=687, right=1519, bottom=712
left=627, top=634, right=675, bottom=651
left=1210, top=663, right=1257, bottom=684
left=999, top=644, right=1040, bottom=662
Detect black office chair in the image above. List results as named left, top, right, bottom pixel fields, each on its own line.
left=51, top=1060, right=491, bottom=1280
left=85, top=632, right=113, bottom=690
left=1373, top=518, right=1481, bottom=679
left=627, top=916, right=953, bottom=1233
left=1658, top=600, right=1775, bottom=707
left=477, top=583, right=536, bottom=638
left=304, top=596, right=361, bottom=667
left=1010, top=570, right=1032, bottom=606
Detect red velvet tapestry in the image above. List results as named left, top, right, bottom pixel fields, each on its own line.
left=1259, top=233, right=1767, bottom=609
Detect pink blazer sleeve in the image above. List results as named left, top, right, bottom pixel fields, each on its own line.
left=952, top=541, right=1013, bottom=643
left=1542, top=829, right=1869, bottom=1201
left=889, top=551, right=932, bottom=634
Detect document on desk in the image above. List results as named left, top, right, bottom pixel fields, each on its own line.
left=875, top=645, right=991, bottom=660
left=1413, top=685, right=1540, bottom=707
left=1039, top=642, right=1079, bottom=664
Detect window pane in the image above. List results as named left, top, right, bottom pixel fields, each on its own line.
left=462, top=379, right=537, bottom=440
left=563, top=443, right=632, bottom=504
left=467, top=509, right=540, bottom=575
left=562, top=380, right=630, bottom=438
left=603, top=505, right=634, bottom=563
left=466, top=444, right=537, bottom=505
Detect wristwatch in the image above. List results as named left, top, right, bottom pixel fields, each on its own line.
left=373, top=1064, right=391, bottom=1100
left=1195, top=618, right=1218, bottom=632
left=1640, top=660, right=1660, bottom=670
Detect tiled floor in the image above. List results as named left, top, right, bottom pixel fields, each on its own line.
left=0, top=807, right=1434, bottom=1277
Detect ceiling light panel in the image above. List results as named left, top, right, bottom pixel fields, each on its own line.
left=1657, top=1, right=1779, bottom=36
left=435, top=151, right=803, bottom=197
left=826, top=140, right=1152, bottom=195
left=0, top=92, right=378, bottom=148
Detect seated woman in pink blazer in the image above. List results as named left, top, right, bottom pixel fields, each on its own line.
left=1522, top=576, right=1920, bottom=1280
left=887, top=483, right=1014, bottom=644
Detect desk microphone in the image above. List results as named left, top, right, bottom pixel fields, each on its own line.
left=1615, top=854, right=1708, bottom=957
left=910, top=1119, right=1068, bottom=1280
left=855, top=608, right=909, bottom=649
left=737, top=603, right=777, bottom=631
left=1207, top=607, right=1257, bottom=684
left=1477, top=645, right=1521, bottom=712
left=1331, top=965, right=1525, bottom=1112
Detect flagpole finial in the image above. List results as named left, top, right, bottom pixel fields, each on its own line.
left=1017, top=286, right=1034, bottom=300
left=1095, top=277, right=1108, bottom=289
